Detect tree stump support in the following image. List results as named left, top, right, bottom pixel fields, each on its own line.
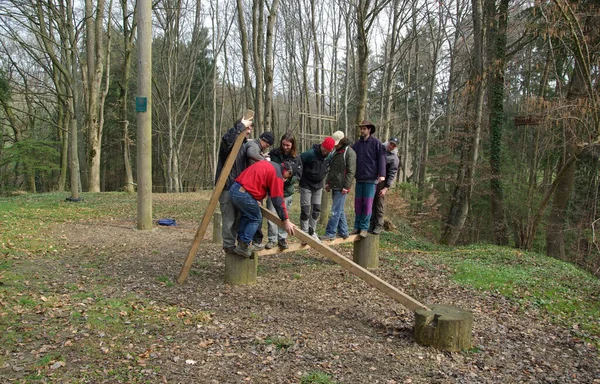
left=224, top=252, right=258, bottom=285
left=414, top=304, right=473, bottom=351
left=353, top=234, right=379, bottom=268
left=212, top=212, right=222, bottom=244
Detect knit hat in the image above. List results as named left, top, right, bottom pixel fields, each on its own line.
left=332, top=131, right=345, bottom=145
left=357, top=120, right=376, bottom=134
left=321, top=137, right=335, bottom=152
left=389, top=137, right=399, bottom=146
left=259, top=131, right=275, bottom=146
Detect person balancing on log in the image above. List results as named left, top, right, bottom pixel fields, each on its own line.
left=229, top=159, right=298, bottom=258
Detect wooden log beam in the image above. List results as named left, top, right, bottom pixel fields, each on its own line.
left=177, top=126, right=248, bottom=284
left=256, top=235, right=360, bottom=256
left=260, top=207, right=431, bottom=312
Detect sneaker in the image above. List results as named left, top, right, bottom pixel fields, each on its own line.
left=359, top=230, right=368, bottom=238
left=350, top=229, right=360, bottom=235
left=265, top=241, right=276, bottom=249
left=311, top=232, right=320, bottom=242
left=371, top=227, right=383, bottom=235
left=319, top=234, right=336, bottom=241
left=338, top=233, right=349, bottom=240
left=223, top=246, right=236, bottom=254
left=234, top=242, right=255, bottom=258
left=278, top=239, right=289, bottom=249
left=252, top=242, right=266, bottom=251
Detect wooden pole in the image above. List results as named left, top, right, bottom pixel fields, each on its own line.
left=353, top=234, right=379, bottom=268
left=136, top=0, right=152, bottom=229
left=260, top=207, right=430, bottom=312
left=177, top=128, right=248, bottom=284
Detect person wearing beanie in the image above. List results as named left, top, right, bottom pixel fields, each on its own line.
left=351, top=120, right=386, bottom=238
left=265, top=133, right=303, bottom=250
left=321, top=134, right=356, bottom=241
left=298, top=137, right=335, bottom=240
left=369, top=137, right=400, bottom=234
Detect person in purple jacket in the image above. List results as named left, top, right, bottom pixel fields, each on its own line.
left=351, top=120, right=386, bottom=238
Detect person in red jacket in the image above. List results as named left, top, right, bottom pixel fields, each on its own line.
left=229, top=160, right=297, bottom=257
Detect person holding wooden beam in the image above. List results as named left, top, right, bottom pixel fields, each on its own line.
left=229, top=160, right=297, bottom=258
left=215, top=114, right=254, bottom=254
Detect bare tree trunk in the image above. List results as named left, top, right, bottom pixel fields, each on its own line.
left=485, top=0, right=509, bottom=244
left=252, top=0, right=265, bottom=134
left=84, top=0, right=108, bottom=192
left=236, top=0, right=254, bottom=108
left=120, top=0, right=136, bottom=194
left=440, top=0, right=485, bottom=245
left=264, top=0, right=280, bottom=133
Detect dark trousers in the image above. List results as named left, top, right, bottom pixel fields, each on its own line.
left=370, top=183, right=386, bottom=230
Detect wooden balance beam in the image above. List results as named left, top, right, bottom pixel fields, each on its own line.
left=260, top=207, right=430, bottom=312
left=256, top=234, right=360, bottom=256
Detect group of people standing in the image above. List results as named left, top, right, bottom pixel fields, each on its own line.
left=215, top=114, right=399, bottom=258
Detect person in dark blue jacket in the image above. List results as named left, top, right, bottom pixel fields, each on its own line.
left=351, top=120, right=386, bottom=238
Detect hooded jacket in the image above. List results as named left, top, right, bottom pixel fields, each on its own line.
left=381, top=142, right=400, bottom=188
left=352, top=135, right=386, bottom=182
left=299, top=144, right=332, bottom=190
left=326, top=143, right=356, bottom=190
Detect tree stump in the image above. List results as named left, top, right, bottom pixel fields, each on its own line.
left=224, top=252, right=257, bottom=285
left=353, top=234, right=379, bottom=269
left=212, top=212, right=222, bottom=244
left=414, top=304, right=473, bottom=351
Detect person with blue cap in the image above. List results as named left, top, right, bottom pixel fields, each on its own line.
left=369, top=136, right=400, bottom=234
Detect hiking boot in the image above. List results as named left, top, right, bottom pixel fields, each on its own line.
left=319, top=234, right=336, bottom=241
left=234, top=242, right=255, bottom=258
left=252, top=242, right=266, bottom=251
left=223, top=246, right=236, bottom=254
left=278, top=239, right=289, bottom=249
left=359, top=230, right=369, bottom=238
left=311, top=232, right=320, bottom=242
left=371, top=227, right=383, bottom=235
left=349, top=229, right=360, bottom=235
left=338, top=233, right=349, bottom=240
left=265, top=241, right=276, bottom=249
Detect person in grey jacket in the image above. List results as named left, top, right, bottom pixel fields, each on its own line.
left=221, top=130, right=274, bottom=253
left=369, top=137, right=400, bottom=234
left=321, top=132, right=356, bottom=240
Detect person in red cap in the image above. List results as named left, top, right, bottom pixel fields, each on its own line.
left=298, top=137, right=335, bottom=239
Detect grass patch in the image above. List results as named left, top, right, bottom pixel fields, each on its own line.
left=264, top=336, right=294, bottom=350
left=300, top=371, right=337, bottom=384
left=410, top=244, right=600, bottom=346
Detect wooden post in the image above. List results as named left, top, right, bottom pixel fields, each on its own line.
left=353, top=234, right=379, bottom=268
left=212, top=212, right=222, bottom=244
left=224, top=252, right=258, bottom=285
left=414, top=304, right=473, bottom=351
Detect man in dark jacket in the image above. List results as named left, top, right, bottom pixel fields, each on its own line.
left=230, top=160, right=297, bottom=257
left=351, top=120, right=386, bottom=238
left=369, top=137, right=400, bottom=234
left=321, top=132, right=356, bottom=240
left=215, top=115, right=253, bottom=254
left=299, top=137, right=335, bottom=239
left=265, top=133, right=302, bottom=250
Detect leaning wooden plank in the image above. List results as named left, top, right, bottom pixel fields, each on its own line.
left=260, top=207, right=431, bottom=312
left=256, top=235, right=360, bottom=256
left=177, top=128, right=248, bottom=284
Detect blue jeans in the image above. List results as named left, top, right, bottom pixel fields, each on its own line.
left=325, top=190, right=349, bottom=237
left=229, top=182, right=262, bottom=245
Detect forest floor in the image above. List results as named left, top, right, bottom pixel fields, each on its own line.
left=0, top=192, right=599, bottom=383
